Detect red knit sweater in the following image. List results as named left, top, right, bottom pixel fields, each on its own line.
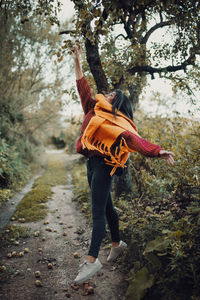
left=76, top=77, right=162, bottom=158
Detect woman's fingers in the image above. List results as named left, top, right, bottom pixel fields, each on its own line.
left=72, top=44, right=78, bottom=54
left=159, top=150, right=175, bottom=166
left=168, top=151, right=175, bottom=157
left=166, top=154, right=175, bottom=166
left=72, top=44, right=82, bottom=60
left=72, top=43, right=81, bottom=52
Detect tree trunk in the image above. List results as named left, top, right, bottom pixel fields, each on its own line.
left=85, top=38, right=109, bottom=93
left=114, top=159, right=133, bottom=199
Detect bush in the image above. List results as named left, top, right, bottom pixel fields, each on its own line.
left=130, top=114, right=200, bottom=207
left=64, top=118, right=82, bottom=154
left=0, top=139, right=29, bottom=190
left=14, top=137, right=39, bottom=164
left=124, top=115, right=200, bottom=300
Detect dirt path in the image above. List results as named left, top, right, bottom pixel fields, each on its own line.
left=0, top=152, right=127, bottom=300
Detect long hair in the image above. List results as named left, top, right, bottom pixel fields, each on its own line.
left=112, top=89, right=133, bottom=120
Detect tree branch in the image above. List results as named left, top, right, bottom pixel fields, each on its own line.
left=115, top=33, right=128, bottom=41
left=123, top=14, right=134, bottom=39
left=127, top=54, right=196, bottom=77
left=30, top=85, right=50, bottom=94
left=142, top=19, right=175, bottom=44
left=59, top=30, right=76, bottom=35
left=30, top=113, right=56, bottom=134
left=72, top=2, right=110, bottom=93
left=159, top=10, right=163, bottom=22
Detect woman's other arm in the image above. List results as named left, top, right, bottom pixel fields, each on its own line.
left=121, top=131, right=175, bottom=166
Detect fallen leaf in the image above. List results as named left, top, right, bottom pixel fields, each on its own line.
left=35, top=271, right=41, bottom=278
left=65, top=293, right=71, bottom=298
left=47, top=263, right=53, bottom=269
left=35, top=280, right=42, bottom=287
left=71, top=284, right=79, bottom=291
left=73, top=252, right=79, bottom=258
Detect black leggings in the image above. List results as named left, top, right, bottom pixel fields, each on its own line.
left=87, top=156, right=120, bottom=258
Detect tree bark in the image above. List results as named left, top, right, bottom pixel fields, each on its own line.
left=85, top=38, right=109, bottom=93
left=114, top=159, right=133, bottom=199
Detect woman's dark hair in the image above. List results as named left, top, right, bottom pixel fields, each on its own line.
left=112, top=89, right=133, bottom=120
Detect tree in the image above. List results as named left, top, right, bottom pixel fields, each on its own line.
left=60, top=0, right=200, bottom=197
left=0, top=0, right=65, bottom=189
left=61, top=0, right=200, bottom=102
left=0, top=0, right=64, bottom=145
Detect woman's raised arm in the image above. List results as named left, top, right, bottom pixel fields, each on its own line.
left=73, top=44, right=83, bottom=80
left=72, top=43, right=96, bottom=114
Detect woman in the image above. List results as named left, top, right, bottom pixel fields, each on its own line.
left=72, top=44, right=175, bottom=284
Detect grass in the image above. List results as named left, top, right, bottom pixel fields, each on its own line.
left=0, top=189, right=12, bottom=208
left=71, top=160, right=91, bottom=218
left=33, top=159, right=69, bottom=187
left=0, top=224, right=30, bottom=248
left=13, top=154, right=69, bottom=222
left=0, top=224, right=30, bottom=283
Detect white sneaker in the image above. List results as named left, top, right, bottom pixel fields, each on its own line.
left=107, top=241, right=127, bottom=262
left=74, top=258, right=102, bottom=284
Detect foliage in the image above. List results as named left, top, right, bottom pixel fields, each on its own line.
left=64, top=117, right=82, bottom=154
left=126, top=267, right=154, bottom=300
left=61, top=0, right=200, bottom=108
left=0, top=224, right=30, bottom=248
left=123, top=115, right=200, bottom=300
left=0, top=0, right=65, bottom=197
left=59, top=0, right=200, bottom=199
left=130, top=112, right=199, bottom=203
left=70, top=112, right=200, bottom=300
left=0, top=189, right=11, bottom=207
left=1, top=0, right=61, bottom=26
left=71, top=157, right=91, bottom=217
left=0, top=139, right=30, bottom=191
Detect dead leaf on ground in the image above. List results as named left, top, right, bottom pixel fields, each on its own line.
left=81, top=282, right=95, bottom=296
left=71, top=284, right=79, bottom=291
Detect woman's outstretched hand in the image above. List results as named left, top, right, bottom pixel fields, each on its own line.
left=158, top=150, right=175, bottom=166
left=72, top=43, right=81, bottom=60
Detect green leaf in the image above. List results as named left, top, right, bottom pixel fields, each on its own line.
left=187, top=207, right=200, bottom=215
left=125, top=267, right=154, bottom=300
left=144, top=236, right=170, bottom=254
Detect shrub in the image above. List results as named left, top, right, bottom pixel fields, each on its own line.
left=64, top=118, right=82, bottom=154
left=124, top=115, right=200, bottom=300
left=0, top=139, right=29, bottom=190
